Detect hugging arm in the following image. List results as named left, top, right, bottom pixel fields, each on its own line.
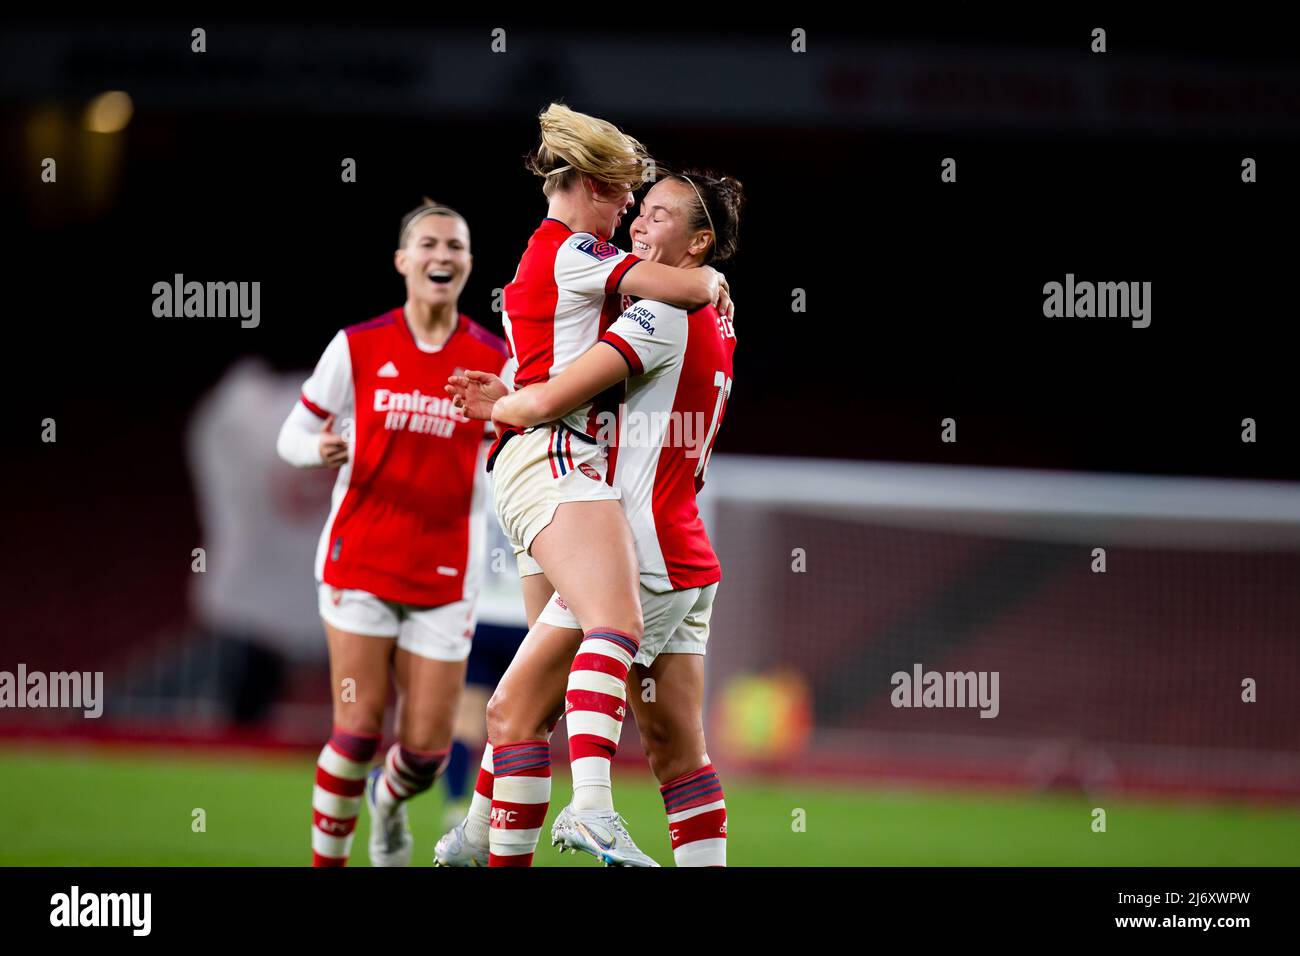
left=490, top=343, right=628, bottom=430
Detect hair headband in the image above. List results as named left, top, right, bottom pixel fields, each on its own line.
left=678, top=175, right=716, bottom=252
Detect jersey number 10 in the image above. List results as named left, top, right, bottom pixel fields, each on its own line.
left=695, top=370, right=733, bottom=481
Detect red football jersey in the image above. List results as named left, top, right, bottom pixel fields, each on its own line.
left=601, top=300, right=737, bottom=591
left=299, top=308, right=509, bottom=606
left=497, top=218, right=639, bottom=449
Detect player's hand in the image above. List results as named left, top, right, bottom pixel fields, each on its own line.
left=319, top=415, right=349, bottom=467
left=713, top=269, right=734, bottom=320
left=446, top=369, right=509, bottom=421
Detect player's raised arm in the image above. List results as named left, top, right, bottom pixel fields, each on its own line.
left=621, top=259, right=725, bottom=312
left=490, top=299, right=687, bottom=429
left=552, top=230, right=727, bottom=314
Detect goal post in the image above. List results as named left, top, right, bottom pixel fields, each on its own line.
left=698, top=455, right=1300, bottom=798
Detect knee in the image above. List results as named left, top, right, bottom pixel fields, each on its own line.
left=600, top=607, right=643, bottom=644
left=626, top=605, right=645, bottom=641
left=484, top=689, right=508, bottom=744
left=625, top=601, right=645, bottom=640
left=486, top=687, right=544, bottom=744
left=638, top=722, right=671, bottom=778
left=334, top=704, right=384, bottom=739
left=399, top=721, right=451, bottom=756
left=637, top=719, right=681, bottom=780
left=639, top=720, right=707, bottom=785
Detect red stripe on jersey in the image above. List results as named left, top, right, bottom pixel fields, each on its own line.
left=604, top=255, right=640, bottom=294
left=669, top=808, right=728, bottom=847
left=300, top=392, right=331, bottom=419
left=584, top=291, right=630, bottom=441
left=601, top=332, right=644, bottom=375
left=488, top=800, right=551, bottom=830
left=564, top=688, right=627, bottom=721
left=315, top=765, right=367, bottom=797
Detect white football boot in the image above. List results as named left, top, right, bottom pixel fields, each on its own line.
left=365, top=766, right=413, bottom=867
left=433, top=819, right=489, bottom=867
left=550, top=804, right=660, bottom=867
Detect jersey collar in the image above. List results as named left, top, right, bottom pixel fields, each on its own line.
left=395, top=306, right=463, bottom=354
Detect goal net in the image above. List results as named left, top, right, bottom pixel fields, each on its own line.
left=698, top=456, right=1300, bottom=798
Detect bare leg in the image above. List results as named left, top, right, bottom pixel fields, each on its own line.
left=529, top=500, right=643, bottom=811
left=325, top=623, right=392, bottom=736
left=312, top=624, right=393, bottom=866
left=629, top=653, right=727, bottom=867
left=628, top=654, right=709, bottom=784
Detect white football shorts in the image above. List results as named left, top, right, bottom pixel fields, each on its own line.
left=490, top=424, right=621, bottom=578
left=536, top=581, right=717, bottom=667
left=317, top=583, right=476, bottom=663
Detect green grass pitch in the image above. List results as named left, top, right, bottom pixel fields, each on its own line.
left=2, top=745, right=1298, bottom=866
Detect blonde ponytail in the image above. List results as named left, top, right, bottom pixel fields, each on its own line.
left=526, top=103, right=650, bottom=196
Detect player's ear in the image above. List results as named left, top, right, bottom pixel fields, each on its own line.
left=394, top=247, right=406, bottom=275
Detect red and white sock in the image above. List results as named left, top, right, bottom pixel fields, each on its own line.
left=488, top=740, right=551, bottom=867
left=463, top=742, right=493, bottom=847
left=565, top=627, right=639, bottom=811
left=373, top=742, right=447, bottom=816
left=660, top=763, right=727, bottom=867
left=312, top=727, right=380, bottom=867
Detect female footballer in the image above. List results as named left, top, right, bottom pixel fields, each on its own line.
left=441, top=169, right=742, bottom=867
left=438, top=104, right=731, bottom=867
left=276, top=201, right=509, bottom=867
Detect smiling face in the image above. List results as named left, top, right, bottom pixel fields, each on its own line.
left=394, top=213, right=472, bottom=309
left=628, top=179, right=710, bottom=267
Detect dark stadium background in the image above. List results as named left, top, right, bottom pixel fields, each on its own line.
left=1, top=16, right=1298, bottom=866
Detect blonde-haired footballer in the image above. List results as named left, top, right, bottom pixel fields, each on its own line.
left=441, top=168, right=744, bottom=867
left=433, top=104, right=733, bottom=867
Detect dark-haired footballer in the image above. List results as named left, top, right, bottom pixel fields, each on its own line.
left=443, top=170, right=744, bottom=867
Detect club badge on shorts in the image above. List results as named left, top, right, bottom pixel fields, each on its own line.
left=579, top=463, right=602, bottom=482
